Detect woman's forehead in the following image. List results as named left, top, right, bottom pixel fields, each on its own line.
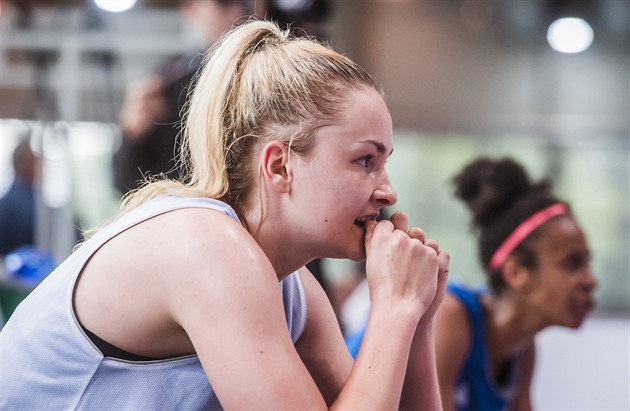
left=314, top=89, right=393, bottom=144
left=538, top=217, right=588, bottom=252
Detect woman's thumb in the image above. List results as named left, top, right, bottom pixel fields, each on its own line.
left=364, top=219, right=377, bottom=251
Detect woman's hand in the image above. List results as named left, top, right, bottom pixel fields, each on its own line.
left=414, top=238, right=450, bottom=330
left=363, top=211, right=444, bottom=321
left=119, top=75, right=168, bottom=142
left=392, top=212, right=450, bottom=329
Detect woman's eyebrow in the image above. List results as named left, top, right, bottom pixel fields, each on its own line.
left=360, top=139, right=394, bottom=156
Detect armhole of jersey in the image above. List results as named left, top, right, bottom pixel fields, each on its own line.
left=447, top=283, right=483, bottom=328
left=447, top=283, right=483, bottom=373
left=282, top=271, right=308, bottom=344
left=70, top=196, right=242, bottom=359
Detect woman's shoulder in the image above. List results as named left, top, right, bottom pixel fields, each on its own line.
left=131, top=196, right=244, bottom=238
left=89, top=196, right=276, bottom=317
left=139, top=196, right=240, bottom=222
left=436, top=283, right=478, bottom=339
left=438, top=289, right=470, bottom=321
left=446, top=282, right=487, bottom=313
left=141, top=203, right=257, bottom=263
left=435, top=284, right=474, bottom=382
left=97, top=197, right=259, bottom=279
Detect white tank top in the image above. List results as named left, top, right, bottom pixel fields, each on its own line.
left=0, top=196, right=307, bottom=410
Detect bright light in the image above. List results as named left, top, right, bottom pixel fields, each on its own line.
left=274, top=0, right=314, bottom=12
left=93, top=0, right=137, bottom=13
left=547, top=17, right=594, bottom=54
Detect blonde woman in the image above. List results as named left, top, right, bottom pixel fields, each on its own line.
left=1, top=21, right=449, bottom=409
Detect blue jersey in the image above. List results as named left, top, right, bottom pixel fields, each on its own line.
left=345, top=321, right=366, bottom=359
left=448, top=283, right=519, bottom=411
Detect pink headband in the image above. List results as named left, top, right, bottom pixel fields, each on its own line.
left=488, top=203, right=567, bottom=271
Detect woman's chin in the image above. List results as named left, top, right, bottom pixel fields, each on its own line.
left=563, top=314, right=588, bottom=329
left=327, top=242, right=366, bottom=262
left=319, top=230, right=366, bottom=261
left=344, top=244, right=367, bottom=262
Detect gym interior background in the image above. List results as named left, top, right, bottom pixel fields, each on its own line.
left=0, top=1, right=628, bottom=409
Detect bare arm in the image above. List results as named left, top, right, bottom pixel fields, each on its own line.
left=169, top=210, right=438, bottom=409
left=297, top=265, right=428, bottom=409
left=339, top=217, right=441, bottom=409
left=400, top=262, right=449, bottom=410
left=295, top=266, right=354, bottom=405
left=392, top=211, right=450, bottom=410
left=148, top=207, right=442, bottom=409
left=296, top=215, right=444, bottom=409
left=169, top=211, right=327, bottom=409
left=399, top=324, right=441, bottom=410
left=77, top=207, right=444, bottom=409
left=433, top=294, right=473, bottom=411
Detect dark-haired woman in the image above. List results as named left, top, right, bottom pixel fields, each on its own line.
left=435, top=157, right=598, bottom=411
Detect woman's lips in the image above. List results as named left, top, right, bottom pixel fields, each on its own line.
left=578, top=298, right=596, bottom=316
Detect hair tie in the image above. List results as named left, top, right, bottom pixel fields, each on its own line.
left=488, top=203, right=567, bottom=271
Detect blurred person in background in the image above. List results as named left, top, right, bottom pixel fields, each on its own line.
left=435, top=157, right=598, bottom=411
left=114, top=0, right=331, bottom=195
left=0, top=138, right=38, bottom=256
left=113, top=0, right=248, bottom=194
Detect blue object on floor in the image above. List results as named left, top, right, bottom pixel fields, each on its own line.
left=4, top=246, right=56, bottom=286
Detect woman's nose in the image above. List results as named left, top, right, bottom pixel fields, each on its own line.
left=373, top=178, right=398, bottom=206
left=584, top=269, right=598, bottom=291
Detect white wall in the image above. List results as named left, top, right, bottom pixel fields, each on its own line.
left=533, top=315, right=630, bottom=410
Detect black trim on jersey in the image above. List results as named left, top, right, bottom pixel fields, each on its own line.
left=81, top=325, right=157, bottom=362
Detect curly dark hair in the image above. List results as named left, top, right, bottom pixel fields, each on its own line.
left=452, top=157, right=569, bottom=295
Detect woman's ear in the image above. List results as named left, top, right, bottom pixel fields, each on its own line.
left=260, top=140, right=291, bottom=193
left=502, top=256, right=532, bottom=291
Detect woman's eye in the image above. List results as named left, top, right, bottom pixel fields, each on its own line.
left=563, top=252, right=590, bottom=272
left=357, top=156, right=372, bottom=167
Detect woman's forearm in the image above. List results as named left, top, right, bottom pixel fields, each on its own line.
left=400, top=322, right=443, bottom=410
left=332, top=302, right=421, bottom=410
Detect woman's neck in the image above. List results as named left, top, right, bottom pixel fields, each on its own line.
left=482, top=295, right=543, bottom=362
left=240, top=205, right=313, bottom=281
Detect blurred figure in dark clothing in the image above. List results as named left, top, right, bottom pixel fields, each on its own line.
left=0, top=138, right=38, bottom=255
left=113, top=0, right=332, bottom=195
left=114, top=0, right=248, bottom=194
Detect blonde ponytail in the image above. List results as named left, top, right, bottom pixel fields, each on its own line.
left=93, top=19, right=381, bottom=237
